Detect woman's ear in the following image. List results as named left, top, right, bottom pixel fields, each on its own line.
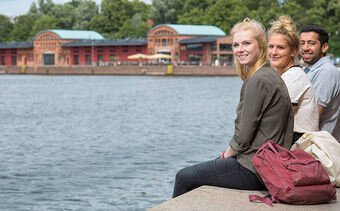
left=290, top=48, right=297, bottom=58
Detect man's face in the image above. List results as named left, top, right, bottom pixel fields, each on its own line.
left=299, top=32, right=328, bottom=65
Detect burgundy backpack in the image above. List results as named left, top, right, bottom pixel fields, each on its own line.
left=249, top=140, right=336, bottom=206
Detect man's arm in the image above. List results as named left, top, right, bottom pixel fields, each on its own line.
left=292, top=103, right=298, bottom=114
left=318, top=105, right=325, bottom=120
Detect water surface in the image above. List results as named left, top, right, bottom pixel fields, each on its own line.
left=0, top=75, right=242, bottom=210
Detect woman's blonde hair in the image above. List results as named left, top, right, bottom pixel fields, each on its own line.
left=268, top=16, right=299, bottom=54
left=231, top=18, right=267, bottom=81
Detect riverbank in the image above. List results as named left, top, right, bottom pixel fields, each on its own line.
left=149, top=186, right=340, bottom=211
left=0, top=65, right=237, bottom=76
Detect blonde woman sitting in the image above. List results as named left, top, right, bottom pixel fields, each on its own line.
left=172, top=18, right=293, bottom=198
left=268, top=16, right=319, bottom=143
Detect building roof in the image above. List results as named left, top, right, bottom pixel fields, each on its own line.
left=62, top=38, right=147, bottom=47
left=178, top=36, right=226, bottom=44
left=0, top=41, right=33, bottom=49
left=150, top=24, right=226, bottom=36
left=34, top=30, right=104, bottom=40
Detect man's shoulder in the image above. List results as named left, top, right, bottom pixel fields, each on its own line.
left=311, top=59, right=340, bottom=92
left=315, top=57, right=338, bottom=72
left=318, top=65, right=340, bottom=81
left=311, top=58, right=339, bottom=79
left=319, top=62, right=337, bottom=70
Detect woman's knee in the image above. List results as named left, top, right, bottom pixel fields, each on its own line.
left=175, top=166, right=193, bottom=185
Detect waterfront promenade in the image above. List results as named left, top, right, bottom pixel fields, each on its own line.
left=0, top=65, right=237, bottom=76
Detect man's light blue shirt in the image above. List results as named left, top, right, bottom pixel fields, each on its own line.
left=305, top=56, right=340, bottom=141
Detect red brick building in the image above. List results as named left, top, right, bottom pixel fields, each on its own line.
left=0, top=25, right=233, bottom=66
left=62, top=38, right=148, bottom=65
left=147, top=24, right=232, bottom=64
left=178, top=36, right=233, bottom=65
left=0, top=42, right=33, bottom=66
left=0, top=30, right=104, bottom=66
left=32, top=30, right=104, bottom=66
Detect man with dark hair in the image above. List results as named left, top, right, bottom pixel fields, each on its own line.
left=300, top=25, right=340, bottom=141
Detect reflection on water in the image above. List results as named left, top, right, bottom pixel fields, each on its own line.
left=0, top=75, right=242, bottom=210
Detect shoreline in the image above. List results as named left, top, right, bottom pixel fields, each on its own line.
left=0, top=65, right=237, bottom=76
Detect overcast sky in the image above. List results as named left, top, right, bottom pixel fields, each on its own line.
left=0, top=0, right=151, bottom=18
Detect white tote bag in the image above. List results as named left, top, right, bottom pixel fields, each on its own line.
left=291, top=131, right=340, bottom=187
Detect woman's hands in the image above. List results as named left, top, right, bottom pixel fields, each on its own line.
left=221, top=146, right=239, bottom=158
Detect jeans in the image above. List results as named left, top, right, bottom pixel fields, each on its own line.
left=173, top=157, right=266, bottom=198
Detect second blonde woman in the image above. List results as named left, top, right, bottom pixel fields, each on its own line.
left=268, top=16, right=319, bottom=142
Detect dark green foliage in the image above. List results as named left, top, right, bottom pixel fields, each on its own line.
left=149, top=0, right=177, bottom=25
left=9, top=15, right=35, bottom=41
left=90, top=0, right=151, bottom=38
left=0, top=15, right=13, bottom=41
left=30, top=15, right=58, bottom=38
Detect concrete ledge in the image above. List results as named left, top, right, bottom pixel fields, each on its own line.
left=149, top=186, right=339, bottom=211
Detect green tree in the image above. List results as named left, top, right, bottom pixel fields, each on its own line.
left=72, top=0, right=99, bottom=30
left=115, top=19, right=136, bottom=38
left=176, top=0, right=213, bottom=25
left=174, top=0, right=186, bottom=17
left=241, top=0, right=260, bottom=11
left=176, top=0, right=210, bottom=15
left=68, top=0, right=82, bottom=7
left=281, top=0, right=306, bottom=29
left=115, top=13, right=151, bottom=38
left=89, top=14, right=109, bottom=36
left=135, top=22, right=151, bottom=37
left=329, top=35, right=340, bottom=57
left=204, top=0, right=249, bottom=34
left=132, top=13, right=143, bottom=26
left=149, top=0, right=177, bottom=25
left=177, top=8, right=206, bottom=25
left=50, top=3, right=75, bottom=29
left=28, top=2, right=41, bottom=20
left=0, top=15, right=13, bottom=41
left=38, top=0, right=55, bottom=15
left=304, top=0, right=328, bottom=27
left=248, top=0, right=282, bottom=28
left=326, top=0, right=340, bottom=33
left=96, top=0, right=134, bottom=36
left=30, top=15, right=58, bottom=38
left=9, top=15, right=35, bottom=41
left=131, top=0, right=151, bottom=21
left=325, top=0, right=340, bottom=56
left=132, top=13, right=151, bottom=37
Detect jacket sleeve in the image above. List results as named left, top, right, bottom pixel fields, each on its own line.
left=229, top=77, right=270, bottom=153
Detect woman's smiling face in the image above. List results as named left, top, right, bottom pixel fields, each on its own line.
left=268, top=33, right=296, bottom=72
left=232, top=29, right=261, bottom=68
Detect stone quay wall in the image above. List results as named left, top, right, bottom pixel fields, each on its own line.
left=0, top=65, right=237, bottom=76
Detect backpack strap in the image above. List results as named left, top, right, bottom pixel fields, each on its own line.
left=256, top=140, right=297, bottom=161
left=249, top=194, right=277, bottom=206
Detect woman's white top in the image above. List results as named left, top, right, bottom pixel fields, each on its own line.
left=281, top=66, right=319, bottom=133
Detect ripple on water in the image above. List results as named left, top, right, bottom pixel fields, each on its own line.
left=0, top=75, right=242, bottom=211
